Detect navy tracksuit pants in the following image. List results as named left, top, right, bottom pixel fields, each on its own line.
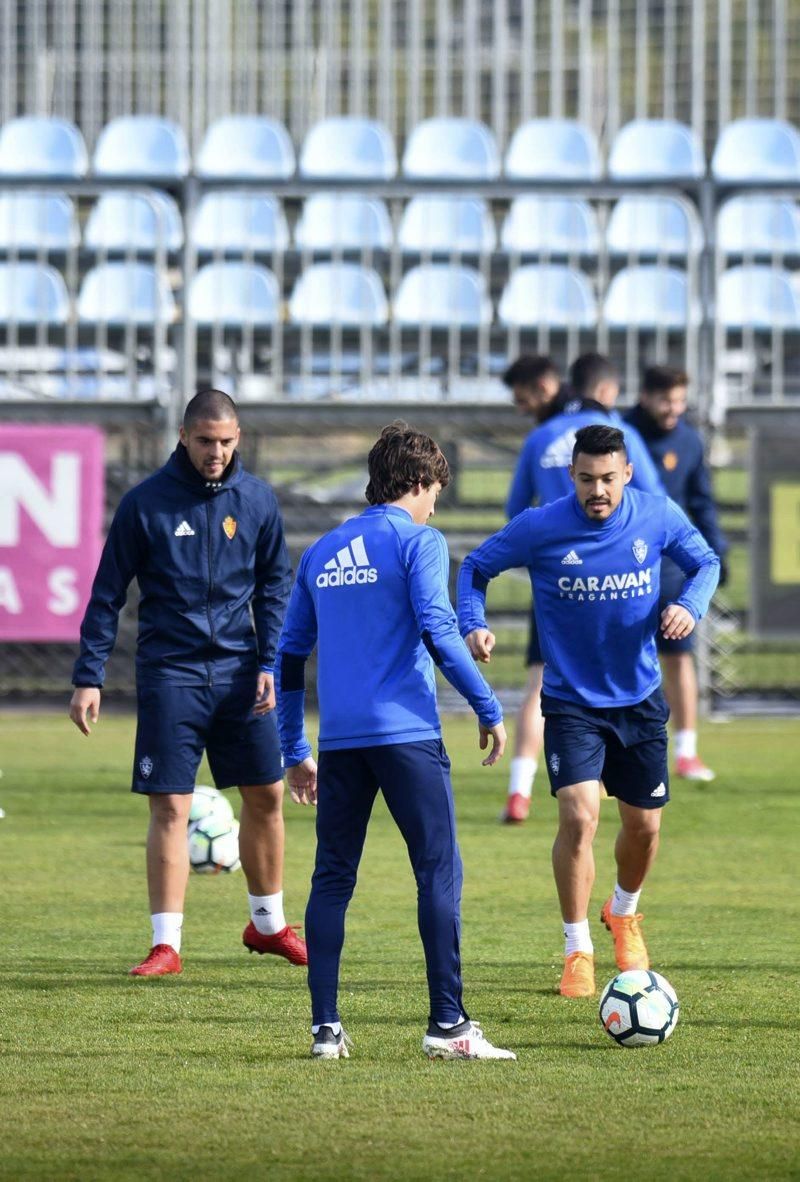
left=305, top=738, right=466, bottom=1027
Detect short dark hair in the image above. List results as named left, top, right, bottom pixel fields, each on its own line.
left=642, top=364, right=689, bottom=395
left=568, top=353, right=618, bottom=400
left=501, top=354, right=559, bottom=390
left=572, top=424, right=628, bottom=464
left=183, top=389, right=238, bottom=429
left=365, top=421, right=450, bottom=505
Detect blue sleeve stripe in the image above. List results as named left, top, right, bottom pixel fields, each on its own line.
left=421, top=629, right=443, bottom=667
left=279, top=652, right=307, bottom=692
left=472, top=570, right=489, bottom=593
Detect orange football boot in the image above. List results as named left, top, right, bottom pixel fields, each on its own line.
left=600, top=898, right=649, bottom=971
left=559, top=951, right=596, bottom=997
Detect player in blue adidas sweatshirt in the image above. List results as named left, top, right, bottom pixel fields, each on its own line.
left=276, top=422, right=515, bottom=1061
left=69, top=389, right=306, bottom=977
left=501, top=354, right=665, bottom=825
left=458, top=424, right=719, bottom=999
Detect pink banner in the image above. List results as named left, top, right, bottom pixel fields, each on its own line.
left=0, top=425, right=105, bottom=641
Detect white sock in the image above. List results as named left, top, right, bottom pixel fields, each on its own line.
left=151, top=912, right=183, bottom=953
left=563, top=919, right=593, bottom=956
left=249, top=891, right=286, bottom=935
left=435, top=1016, right=466, bottom=1029
left=312, top=1022, right=341, bottom=1036
left=508, top=756, right=536, bottom=799
left=611, top=883, right=641, bottom=917
left=675, top=729, right=697, bottom=760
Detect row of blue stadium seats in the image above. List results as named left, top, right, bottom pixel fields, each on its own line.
left=2, top=190, right=800, bottom=258
left=1, top=260, right=797, bottom=330
left=2, top=114, right=800, bottom=182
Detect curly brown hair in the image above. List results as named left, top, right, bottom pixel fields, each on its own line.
left=365, top=421, right=450, bottom=505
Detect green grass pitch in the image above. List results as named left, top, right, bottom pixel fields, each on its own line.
left=1, top=711, right=798, bottom=1181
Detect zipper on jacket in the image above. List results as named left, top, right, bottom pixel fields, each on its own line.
left=205, top=502, right=216, bottom=685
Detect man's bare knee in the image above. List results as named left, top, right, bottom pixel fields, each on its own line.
left=149, top=794, right=191, bottom=828
left=240, top=781, right=284, bottom=817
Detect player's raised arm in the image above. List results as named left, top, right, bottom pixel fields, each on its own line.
left=661, top=499, right=721, bottom=633
left=456, top=511, right=536, bottom=647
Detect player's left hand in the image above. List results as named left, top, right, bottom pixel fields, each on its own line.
left=287, top=757, right=318, bottom=806
left=660, top=603, right=696, bottom=641
left=479, top=721, right=507, bottom=766
left=253, top=671, right=275, bottom=715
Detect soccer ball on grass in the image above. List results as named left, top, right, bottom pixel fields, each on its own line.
left=188, top=814, right=241, bottom=874
left=599, top=969, right=679, bottom=1047
left=188, top=784, right=234, bottom=826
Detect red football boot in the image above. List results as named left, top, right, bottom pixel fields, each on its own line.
left=243, top=922, right=308, bottom=966
left=129, top=944, right=182, bottom=977
left=501, top=792, right=530, bottom=824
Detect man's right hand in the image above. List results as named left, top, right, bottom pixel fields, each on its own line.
left=479, top=721, right=506, bottom=766
left=69, top=688, right=101, bottom=736
left=465, top=628, right=496, bottom=663
left=287, top=757, right=318, bottom=806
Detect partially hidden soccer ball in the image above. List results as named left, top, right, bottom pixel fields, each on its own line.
left=188, top=784, right=234, bottom=826
left=188, top=815, right=241, bottom=874
left=599, top=969, right=679, bottom=1047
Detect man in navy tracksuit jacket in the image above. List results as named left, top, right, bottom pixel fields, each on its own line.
left=501, top=353, right=665, bottom=826
left=458, top=424, right=719, bottom=999
left=69, top=389, right=307, bottom=976
left=626, top=365, right=728, bottom=783
left=275, top=422, right=515, bottom=1061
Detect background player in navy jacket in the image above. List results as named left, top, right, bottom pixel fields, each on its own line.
left=626, top=366, right=728, bottom=783
left=459, top=425, right=719, bottom=999
left=501, top=353, right=664, bottom=826
left=69, top=389, right=307, bottom=976
left=276, top=422, right=515, bottom=1061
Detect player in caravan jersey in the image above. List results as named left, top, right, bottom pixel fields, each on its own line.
left=458, top=424, right=719, bottom=998
left=275, top=422, right=515, bottom=1061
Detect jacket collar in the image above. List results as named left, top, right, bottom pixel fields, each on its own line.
left=164, top=443, right=243, bottom=495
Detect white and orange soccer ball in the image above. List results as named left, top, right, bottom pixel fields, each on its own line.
left=188, top=784, right=234, bottom=826
left=599, top=969, right=679, bottom=1047
left=188, top=814, right=241, bottom=874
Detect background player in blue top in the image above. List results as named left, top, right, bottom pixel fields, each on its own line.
left=501, top=353, right=665, bottom=826
left=69, top=389, right=307, bottom=977
left=275, top=422, right=515, bottom=1061
left=458, top=425, right=719, bottom=999
left=626, top=366, right=728, bottom=784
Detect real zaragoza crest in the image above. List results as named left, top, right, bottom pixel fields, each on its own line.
left=222, top=516, right=237, bottom=540
left=632, top=538, right=648, bottom=565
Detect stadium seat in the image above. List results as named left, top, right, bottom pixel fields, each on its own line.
left=398, top=196, right=496, bottom=254
left=712, top=118, right=800, bottom=182
left=498, top=265, right=597, bottom=328
left=0, top=261, right=69, bottom=323
left=394, top=264, right=492, bottom=326
left=191, top=193, right=289, bottom=254
left=606, top=196, right=703, bottom=257
left=289, top=263, right=388, bottom=325
left=608, top=119, right=705, bottom=179
left=0, top=193, right=79, bottom=251
left=294, top=194, right=392, bottom=251
left=299, top=117, right=397, bottom=179
left=78, top=262, right=176, bottom=324
left=196, top=115, right=295, bottom=178
left=188, top=262, right=281, bottom=326
left=603, top=265, right=700, bottom=328
left=92, top=116, right=190, bottom=178
left=500, top=197, right=599, bottom=255
left=716, top=197, right=800, bottom=257
left=84, top=192, right=183, bottom=252
left=0, top=116, right=88, bottom=176
left=504, top=119, right=601, bottom=179
left=402, top=118, right=500, bottom=180
left=717, top=265, right=800, bottom=329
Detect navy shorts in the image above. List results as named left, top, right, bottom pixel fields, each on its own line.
left=657, top=560, right=694, bottom=655
left=132, top=678, right=283, bottom=795
left=526, top=599, right=544, bottom=666
left=541, top=690, right=670, bottom=810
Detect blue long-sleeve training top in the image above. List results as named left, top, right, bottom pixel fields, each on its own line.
left=72, top=445, right=292, bottom=688
left=506, top=407, right=664, bottom=518
left=275, top=504, right=503, bottom=765
left=458, top=488, right=720, bottom=710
